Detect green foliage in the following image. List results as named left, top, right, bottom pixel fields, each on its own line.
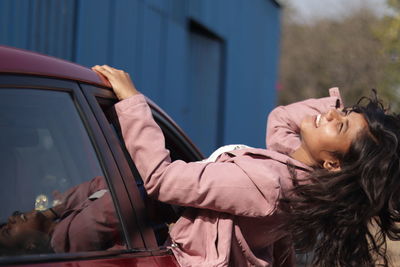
left=279, top=4, right=400, bottom=112
left=388, top=0, right=400, bottom=11
left=373, top=0, right=400, bottom=110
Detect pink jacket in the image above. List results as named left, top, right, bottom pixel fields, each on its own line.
left=51, top=176, right=122, bottom=253
left=115, top=89, right=341, bottom=267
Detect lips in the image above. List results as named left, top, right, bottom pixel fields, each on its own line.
left=20, top=213, right=27, bottom=222
left=315, top=114, right=321, bottom=128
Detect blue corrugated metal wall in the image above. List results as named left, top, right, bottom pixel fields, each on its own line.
left=0, top=0, right=281, bottom=155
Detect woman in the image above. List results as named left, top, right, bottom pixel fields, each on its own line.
left=92, top=65, right=400, bottom=267
left=0, top=176, right=122, bottom=255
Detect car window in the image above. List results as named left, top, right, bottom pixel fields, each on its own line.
left=0, top=89, right=125, bottom=257
left=97, top=98, right=193, bottom=245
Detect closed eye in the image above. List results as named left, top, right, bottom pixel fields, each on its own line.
left=343, top=108, right=353, bottom=116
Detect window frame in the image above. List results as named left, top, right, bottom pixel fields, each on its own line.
left=80, top=84, right=204, bottom=254
left=0, top=74, right=145, bottom=265
left=80, top=83, right=156, bottom=250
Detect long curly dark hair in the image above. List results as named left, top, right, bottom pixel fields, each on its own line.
left=285, top=90, right=400, bottom=266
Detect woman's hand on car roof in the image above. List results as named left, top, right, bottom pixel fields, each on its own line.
left=92, top=65, right=139, bottom=100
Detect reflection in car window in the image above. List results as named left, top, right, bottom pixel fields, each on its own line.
left=0, top=89, right=125, bottom=257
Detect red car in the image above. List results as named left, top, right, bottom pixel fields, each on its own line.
left=0, top=46, right=203, bottom=266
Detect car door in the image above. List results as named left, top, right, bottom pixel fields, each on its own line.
left=0, top=74, right=174, bottom=266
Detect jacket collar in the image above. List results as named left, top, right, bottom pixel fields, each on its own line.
left=227, top=147, right=313, bottom=172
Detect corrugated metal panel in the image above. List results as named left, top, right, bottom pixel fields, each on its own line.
left=111, top=0, right=141, bottom=77
left=187, top=0, right=203, bottom=23
left=186, top=29, right=224, bottom=155
left=75, top=0, right=114, bottom=66
left=167, top=0, right=187, bottom=24
left=1, top=1, right=29, bottom=49
left=144, top=0, right=169, bottom=14
left=187, top=0, right=231, bottom=39
left=162, top=19, right=188, bottom=127
left=137, top=6, right=165, bottom=104
left=1, top=0, right=281, bottom=152
left=26, top=0, right=76, bottom=60
left=222, top=0, right=280, bottom=147
left=0, top=1, right=10, bottom=45
left=17, top=0, right=29, bottom=48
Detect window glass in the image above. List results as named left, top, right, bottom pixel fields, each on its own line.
left=0, top=89, right=125, bottom=257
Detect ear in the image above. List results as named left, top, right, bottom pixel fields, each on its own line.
left=322, top=159, right=341, bottom=172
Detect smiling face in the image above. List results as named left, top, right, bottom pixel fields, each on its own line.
left=0, top=211, right=51, bottom=253
left=298, top=108, right=369, bottom=169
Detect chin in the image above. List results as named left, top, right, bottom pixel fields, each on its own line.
left=300, top=116, right=314, bottom=134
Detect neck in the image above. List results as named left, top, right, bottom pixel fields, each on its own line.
left=47, top=222, right=57, bottom=236
left=290, top=145, right=318, bottom=168
left=41, top=209, right=58, bottom=235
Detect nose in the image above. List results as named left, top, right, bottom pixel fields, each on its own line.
left=8, top=211, right=24, bottom=224
left=7, top=216, right=16, bottom=224
left=325, top=109, right=342, bottom=121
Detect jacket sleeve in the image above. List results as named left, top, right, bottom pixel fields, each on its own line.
left=266, top=87, right=342, bottom=155
left=115, top=95, right=279, bottom=217
left=51, top=192, right=121, bottom=253
left=52, top=176, right=107, bottom=217
left=50, top=177, right=120, bottom=252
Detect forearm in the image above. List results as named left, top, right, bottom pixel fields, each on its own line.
left=115, top=95, right=279, bottom=217
left=96, top=65, right=282, bottom=216
left=266, top=95, right=340, bottom=154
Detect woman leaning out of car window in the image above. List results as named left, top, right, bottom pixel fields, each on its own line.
left=92, top=65, right=400, bottom=267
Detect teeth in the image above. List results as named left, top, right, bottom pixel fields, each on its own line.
left=316, top=114, right=321, bottom=127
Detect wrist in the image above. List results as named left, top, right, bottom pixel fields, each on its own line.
left=119, top=90, right=139, bottom=100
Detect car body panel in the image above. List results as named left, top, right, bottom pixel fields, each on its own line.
left=0, top=45, right=110, bottom=87
left=11, top=254, right=179, bottom=267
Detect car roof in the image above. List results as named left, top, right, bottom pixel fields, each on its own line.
left=0, top=45, right=203, bottom=159
left=0, top=45, right=111, bottom=87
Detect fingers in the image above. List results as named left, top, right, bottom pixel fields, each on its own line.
left=99, top=65, right=114, bottom=73
left=92, top=65, right=130, bottom=80
left=92, top=65, right=123, bottom=73
left=92, top=65, right=114, bottom=77
left=91, top=65, right=138, bottom=100
left=92, top=65, right=126, bottom=81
